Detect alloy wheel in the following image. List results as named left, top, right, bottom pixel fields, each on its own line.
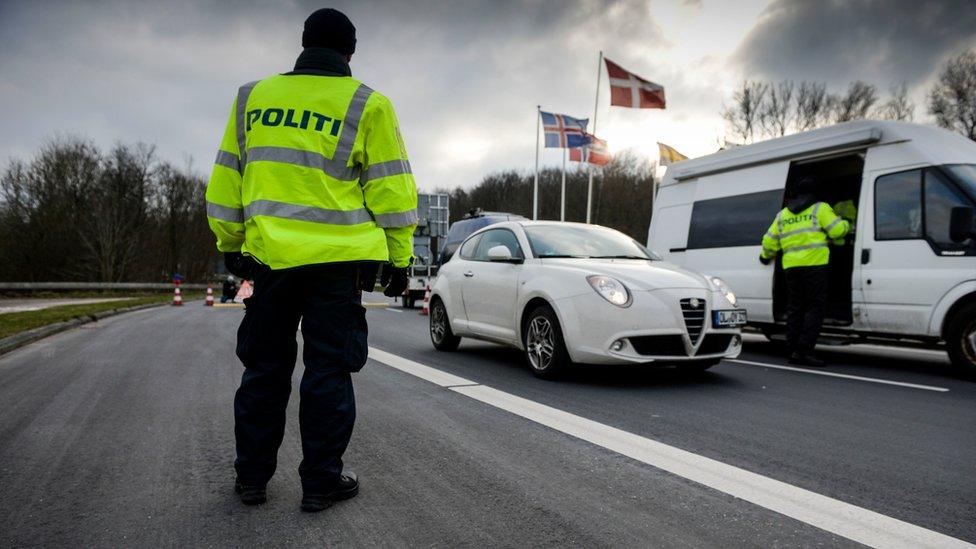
left=526, top=316, right=555, bottom=371
left=430, top=303, right=447, bottom=344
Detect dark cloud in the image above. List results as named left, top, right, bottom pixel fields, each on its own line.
left=733, top=0, right=976, bottom=87
left=0, top=0, right=670, bottom=190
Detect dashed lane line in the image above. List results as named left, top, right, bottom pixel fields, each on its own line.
left=728, top=359, right=950, bottom=392
left=367, top=347, right=971, bottom=549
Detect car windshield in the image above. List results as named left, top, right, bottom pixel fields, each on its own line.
left=524, top=224, right=655, bottom=259
left=944, top=164, right=976, bottom=199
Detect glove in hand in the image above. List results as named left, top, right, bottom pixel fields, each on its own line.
left=381, top=265, right=410, bottom=297
left=224, top=252, right=261, bottom=280
left=759, top=255, right=772, bottom=265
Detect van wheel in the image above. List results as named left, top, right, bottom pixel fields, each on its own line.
left=429, top=298, right=460, bottom=351
left=946, top=302, right=976, bottom=374
left=523, top=305, right=571, bottom=380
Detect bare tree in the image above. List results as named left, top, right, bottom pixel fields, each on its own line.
left=0, top=137, right=219, bottom=282
left=79, top=143, right=155, bottom=281
left=831, top=81, right=878, bottom=123
left=928, top=50, right=976, bottom=140
left=875, top=83, right=915, bottom=121
left=722, top=80, right=768, bottom=144
left=760, top=80, right=795, bottom=137
left=794, top=81, right=831, bottom=131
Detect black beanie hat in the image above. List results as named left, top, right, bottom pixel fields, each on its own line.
left=796, top=175, right=818, bottom=194
left=302, top=8, right=356, bottom=55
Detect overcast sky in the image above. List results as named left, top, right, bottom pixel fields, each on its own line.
left=1, top=0, right=974, bottom=192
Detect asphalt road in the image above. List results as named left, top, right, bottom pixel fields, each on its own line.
left=1, top=298, right=973, bottom=547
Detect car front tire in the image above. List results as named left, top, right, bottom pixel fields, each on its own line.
left=522, top=304, right=571, bottom=380
left=429, top=297, right=461, bottom=351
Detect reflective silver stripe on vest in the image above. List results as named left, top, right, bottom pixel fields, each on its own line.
left=244, top=199, right=373, bottom=225
left=362, top=158, right=412, bottom=183
left=779, top=227, right=822, bottom=238
left=333, top=84, right=374, bottom=164
left=764, top=231, right=778, bottom=241
left=207, top=201, right=245, bottom=223
left=247, top=146, right=360, bottom=181
left=214, top=150, right=241, bottom=173
left=236, top=80, right=259, bottom=169
left=783, top=242, right=829, bottom=253
left=811, top=202, right=821, bottom=229
left=776, top=210, right=784, bottom=235
left=825, top=217, right=844, bottom=233
left=374, top=209, right=418, bottom=228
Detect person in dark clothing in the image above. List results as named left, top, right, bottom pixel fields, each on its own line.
left=760, top=176, right=850, bottom=367
left=206, top=8, right=416, bottom=512
left=221, top=276, right=238, bottom=303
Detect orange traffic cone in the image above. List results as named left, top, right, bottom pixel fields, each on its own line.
left=420, top=285, right=431, bottom=316
left=205, top=285, right=214, bottom=306
left=172, top=286, right=183, bottom=306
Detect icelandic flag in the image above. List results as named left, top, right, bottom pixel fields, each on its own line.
left=541, top=111, right=591, bottom=148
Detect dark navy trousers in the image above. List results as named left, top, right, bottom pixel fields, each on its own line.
left=233, top=263, right=369, bottom=493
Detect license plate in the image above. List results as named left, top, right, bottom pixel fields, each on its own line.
left=713, top=309, right=747, bottom=327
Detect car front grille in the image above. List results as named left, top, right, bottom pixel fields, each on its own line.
left=629, top=335, right=686, bottom=357
left=680, top=298, right=706, bottom=344
left=697, top=333, right=733, bottom=355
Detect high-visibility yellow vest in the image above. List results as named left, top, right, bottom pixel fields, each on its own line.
left=760, top=202, right=850, bottom=269
left=205, top=74, right=418, bottom=269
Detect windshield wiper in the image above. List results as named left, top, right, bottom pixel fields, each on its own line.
left=537, top=254, right=588, bottom=258
left=590, top=255, right=649, bottom=260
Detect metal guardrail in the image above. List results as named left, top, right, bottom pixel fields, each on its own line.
left=0, top=282, right=209, bottom=291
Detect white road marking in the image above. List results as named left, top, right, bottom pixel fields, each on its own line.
left=368, top=346, right=972, bottom=549
left=729, top=359, right=949, bottom=392
left=384, top=307, right=404, bottom=313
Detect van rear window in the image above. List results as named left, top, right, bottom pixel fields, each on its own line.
left=686, top=189, right=784, bottom=249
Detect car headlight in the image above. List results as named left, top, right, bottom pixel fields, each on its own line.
left=586, top=275, right=632, bottom=307
left=709, top=276, right=738, bottom=307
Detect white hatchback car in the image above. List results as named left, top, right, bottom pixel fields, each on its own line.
left=429, top=221, right=745, bottom=378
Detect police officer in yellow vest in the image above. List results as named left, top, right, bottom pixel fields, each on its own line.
left=205, top=8, right=417, bottom=512
left=760, top=176, right=850, bottom=367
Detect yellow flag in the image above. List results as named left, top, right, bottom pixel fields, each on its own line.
left=657, top=142, right=688, bottom=166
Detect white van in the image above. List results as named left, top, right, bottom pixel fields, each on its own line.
left=648, top=121, right=976, bottom=372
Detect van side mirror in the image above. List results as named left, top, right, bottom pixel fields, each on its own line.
left=949, top=206, right=975, bottom=243
left=487, top=245, right=522, bottom=263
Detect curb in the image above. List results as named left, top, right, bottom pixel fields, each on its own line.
left=0, top=301, right=173, bottom=357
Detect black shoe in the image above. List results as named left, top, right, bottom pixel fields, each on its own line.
left=301, top=472, right=359, bottom=513
left=789, top=352, right=826, bottom=368
left=235, top=480, right=267, bottom=506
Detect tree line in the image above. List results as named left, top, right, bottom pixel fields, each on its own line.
left=0, top=137, right=217, bottom=282
left=440, top=151, right=656, bottom=242
left=722, top=50, right=976, bottom=144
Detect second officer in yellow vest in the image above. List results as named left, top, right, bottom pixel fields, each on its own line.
left=205, top=8, right=417, bottom=512
left=760, top=176, right=850, bottom=367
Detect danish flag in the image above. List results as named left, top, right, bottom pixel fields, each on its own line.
left=569, top=133, right=610, bottom=165
left=605, top=58, right=665, bottom=109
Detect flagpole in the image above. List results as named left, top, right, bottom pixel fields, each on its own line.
left=533, top=105, right=540, bottom=220
left=586, top=50, right=603, bottom=225
left=560, top=147, right=566, bottom=221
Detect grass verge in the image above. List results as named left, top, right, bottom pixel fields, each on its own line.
left=0, top=292, right=203, bottom=340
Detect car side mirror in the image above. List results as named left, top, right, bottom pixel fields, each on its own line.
left=487, top=245, right=522, bottom=263
left=949, top=206, right=975, bottom=243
